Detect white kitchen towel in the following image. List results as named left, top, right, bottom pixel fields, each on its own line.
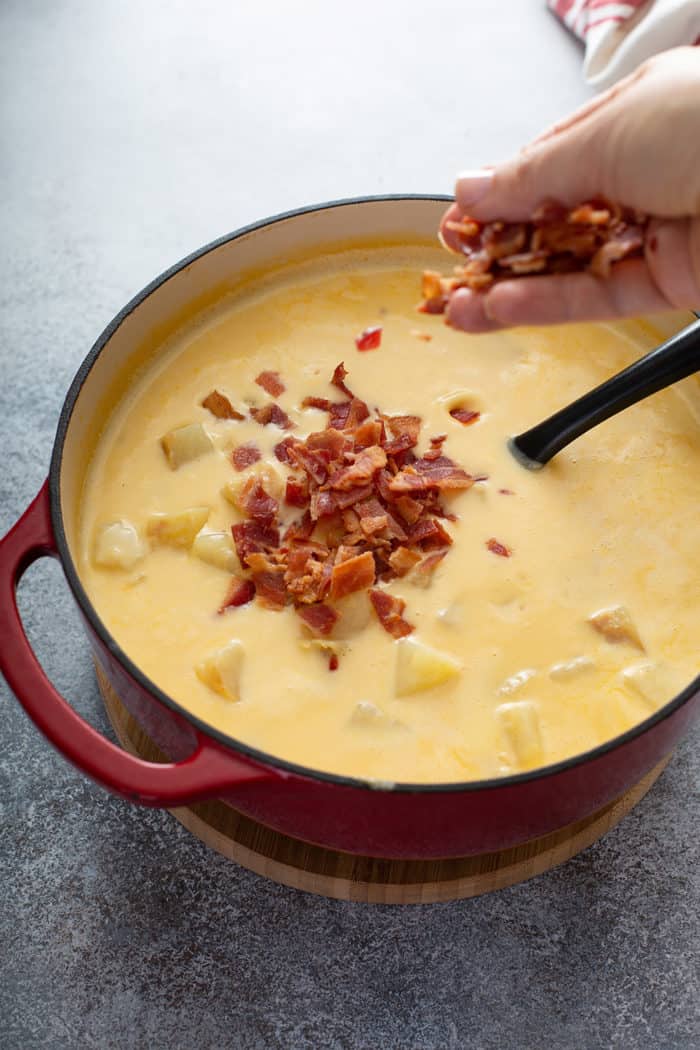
left=548, top=0, right=700, bottom=88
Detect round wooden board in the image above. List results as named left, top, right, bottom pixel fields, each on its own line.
left=97, top=667, right=670, bottom=904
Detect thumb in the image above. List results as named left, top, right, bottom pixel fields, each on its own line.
left=454, top=64, right=650, bottom=222
left=455, top=129, right=610, bottom=224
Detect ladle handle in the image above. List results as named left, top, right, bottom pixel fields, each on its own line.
left=511, top=318, right=700, bottom=468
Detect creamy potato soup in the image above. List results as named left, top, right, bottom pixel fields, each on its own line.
left=79, top=247, right=700, bottom=783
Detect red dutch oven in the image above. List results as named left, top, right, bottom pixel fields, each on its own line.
left=1, top=196, right=698, bottom=860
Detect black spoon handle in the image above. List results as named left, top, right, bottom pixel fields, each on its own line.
left=510, top=317, right=700, bottom=469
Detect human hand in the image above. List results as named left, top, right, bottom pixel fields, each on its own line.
left=440, top=46, right=700, bottom=332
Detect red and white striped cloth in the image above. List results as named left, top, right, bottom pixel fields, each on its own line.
left=548, top=0, right=700, bottom=88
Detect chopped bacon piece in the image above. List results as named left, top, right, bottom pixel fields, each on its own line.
left=329, top=445, right=387, bottom=490
left=589, top=225, right=645, bottom=278
left=354, top=419, right=384, bottom=449
left=444, top=218, right=480, bottom=239
left=255, top=370, right=285, bottom=397
left=411, top=329, right=432, bottom=342
left=284, top=546, right=329, bottom=604
left=328, top=401, right=352, bottom=430
left=414, top=550, right=447, bottom=579
left=497, top=251, right=548, bottom=275
left=407, top=517, right=452, bottom=550
left=499, top=487, right=514, bottom=495
left=389, top=455, right=473, bottom=494
left=333, top=483, right=374, bottom=509
left=306, top=427, right=351, bottom=459
left=568, top=203, right=610, bottom=226
left=450, top=407, right=480, bottom=426
left=310, top=489, right=337, bottom=520
left=385, top=414, right=421, bottom=444
left=285, top=476, right=309, bottom=507
left=394, top=494, right=423, bottom=525
left=284, top=512, right=315, bottom=543
left=483, top=221, right=527, bottom=260
left=329, top=550, right=375, bottom=601
left=202, top=390, right=245, bottom=420
left=252, top=568, right=288, bottom=610
left=369, top=589, right=414, bottom=639
left=388, top=546, right=422, bottom=577
left=349, top=398, right=371, bottom=429
left=297, top=603, right=339, bottom=637
left=418, top=295, right=448, bottom=315
left=302, top=396, right=332, bottom=410
left=231, top=443, right=262, bottom=471
left=239, top=478, right=278, bottom=523
left=328, top=652, right=339, bottom=671
left=251, top=403, right=293, bottom=429
left=487, top=538, right=511, bottom=558
left=355, top=325, right=382, bottom=351
left=218, top=576, right=255, bottom=613
left=331, top=362, right=353, bottom=397
left=231, top=521, right=280, bottom=566
left=356, top=497, right=407, bottom=542
left=273, top=436, right=299, bottom=463
left=384, top=432, right=418, bottom=457
left=287, top=443, right=329, bottom=485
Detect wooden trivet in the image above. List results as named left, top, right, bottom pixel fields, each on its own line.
left=97, top=666, right=670, bottom=904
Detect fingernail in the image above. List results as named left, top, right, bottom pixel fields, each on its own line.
left=455, top=169, right=493, bottom=206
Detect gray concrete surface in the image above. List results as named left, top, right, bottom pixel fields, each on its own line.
left=1, top=2, right=698, bottom=1048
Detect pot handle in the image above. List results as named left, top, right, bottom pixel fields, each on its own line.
left=0, top=481, right=282, bottom=806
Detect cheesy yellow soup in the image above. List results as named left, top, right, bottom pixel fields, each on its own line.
left=79, top=247, right=700, bottom=784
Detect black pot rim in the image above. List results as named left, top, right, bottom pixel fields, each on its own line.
left=48, top=193, right=700, bottom=795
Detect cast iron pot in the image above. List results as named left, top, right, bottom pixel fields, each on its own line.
left=1, top=196, right=698, bottom=859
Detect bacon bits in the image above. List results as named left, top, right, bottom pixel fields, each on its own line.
left=449, top=407, right=480, bottom=426
left=355, top=325, right=383, bottom=351
left=201, top=390, right=245, bottom=420
left=487, top=538, right=511, bottom=558
left=329, top=550, right=376, bottom=601
left=250, top=402, right=294, bottom=430
left=219, top=362, right=476, bottom=644
left=255, top=370, right=286, bottom=397
left=231, top=443, right=262, bottom=471
left=297, top=603, right=340, bottom=637
left=369, top=589, right=413, bottom=639
left=219, top=576, right=255, bottom=613
left=421, top=198, right=648, bottom=312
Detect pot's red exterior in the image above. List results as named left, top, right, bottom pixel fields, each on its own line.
left=89, top=622, right=699, bottom=857
left=1, top=199, right=698, bottom=862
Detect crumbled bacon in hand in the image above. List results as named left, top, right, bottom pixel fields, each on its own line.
left=231, top=443, right=262, bottom=471
left=218, top=361, right=477, bottom=645
left=421, top=197, right=648, bottom=312
left=355, top=325, right=383, bottom=351
left=255, top=370, right=285, bottom=397
left=202, top=390, right=245, bottom=420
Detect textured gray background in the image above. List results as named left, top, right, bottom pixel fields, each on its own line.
left=1, top=2, right=698, bottom=1048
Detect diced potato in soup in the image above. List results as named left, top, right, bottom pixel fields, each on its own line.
left=78, top=246, right=700, bottom=783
